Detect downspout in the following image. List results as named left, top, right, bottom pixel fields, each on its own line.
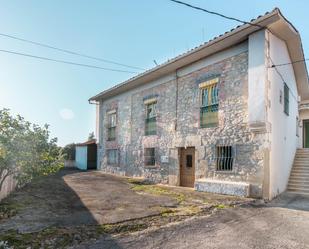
left=263, top=30, right=271, bottom=200
left=175, top=69, right=179, bottom=131
left=89, top=99, right=101, bottom=169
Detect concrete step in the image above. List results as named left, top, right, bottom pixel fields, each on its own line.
left=290, top=171, right=309, bottom=175
left=294, top=161, right=309, bottom=164
left=293, top=162, right=309, bottom=165
left=290, top=176, right=309, bottom=181
left=286, top=190, right=309, bottom=196
left=291, top=167, right=309, bottom=171
left=287, top=187, right=309, bottom=193
left=289, top=177, right=309, bottom=182
left=291, top=168, right=309, bottom=172
left=288, top=182, right=309, bottom=188
left=289, top=179, right=309, bottom=185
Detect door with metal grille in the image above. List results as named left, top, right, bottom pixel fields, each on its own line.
left=180, top=147, right=195, bottom=188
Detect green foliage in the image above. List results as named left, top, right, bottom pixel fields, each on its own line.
left=0, top=109, right=64, bottom=191
left=88, top=132, right=95, bottom=140
left=62, top=143, right=76, bottom=160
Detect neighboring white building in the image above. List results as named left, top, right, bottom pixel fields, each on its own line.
left=90, top=8, right=309, bottom=200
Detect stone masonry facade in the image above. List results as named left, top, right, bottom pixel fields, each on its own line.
left=98, top=49, right=267, bottom=198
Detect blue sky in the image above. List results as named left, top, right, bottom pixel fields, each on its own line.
left=0, top=0, right=308, bottom=146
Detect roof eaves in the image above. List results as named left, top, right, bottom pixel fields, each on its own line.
left=89, top=8, right=280, bottom=102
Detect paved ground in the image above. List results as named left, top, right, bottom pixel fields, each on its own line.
left=0, top=169, right=249, bottom=248
left=0, top=169, right=178, bottom=233
left=75, top=193, right=309, bottom=249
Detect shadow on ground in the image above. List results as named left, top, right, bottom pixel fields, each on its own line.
left=0, top=169, right=251, bottom=248
left=266, top=192, right=309, bottom=211
left=0, top=169, right=125, bottom=248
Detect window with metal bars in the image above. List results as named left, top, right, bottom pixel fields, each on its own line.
left=107, top=112, right=117, bottom=141
left=144, top=148, right=155, bottom=166
left=200, top=80, right=219, bottom=128
left=107, top=149, right=118, bottom=165
left=216, top=146, right=234, bottom=171
left=284, top=83, right=289, bottom=115
left=145, top=102, right=157, bottom=135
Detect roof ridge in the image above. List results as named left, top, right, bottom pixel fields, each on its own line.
left=90, top=8, right=281, bottom=101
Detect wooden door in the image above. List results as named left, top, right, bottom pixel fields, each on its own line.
left=304, top=120, right=309, bottom=148
left=180, top=147, right=195, bottom=187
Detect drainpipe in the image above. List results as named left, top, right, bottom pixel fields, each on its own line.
left=175, top=69, right=179, bottom=131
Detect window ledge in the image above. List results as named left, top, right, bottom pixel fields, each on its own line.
left=215, top=170, right=235, bottom=174
left=144, top=165, right=159, bottom=169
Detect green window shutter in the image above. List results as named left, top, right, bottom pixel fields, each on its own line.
left=145, top=102, right=157, bottom=135
left=284, top=83, right=289, bottom=115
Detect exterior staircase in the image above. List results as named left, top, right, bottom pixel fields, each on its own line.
left=287, top=148, right=309, bottom=195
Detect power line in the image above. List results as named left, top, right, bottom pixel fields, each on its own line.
left=271, top=58, right=309, bottom=68
left=0, top=49, right=138, bottom=73
left=169, top=0, right=302, bottom=101
left=170, top=0, right=307, bottom=70
left=169, top=0, right=262, bottom=28
left=0, top=32, right=145, bottom=71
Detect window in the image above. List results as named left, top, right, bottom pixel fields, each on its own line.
left=107, top=149, right=118, bottom=165
left=200, top=78, right=219, bottom=128
left=216, top=146, right=234, bottom=171
left=144, top=148, right=155, bottom=166
left=284, top=83, right=289, bottom=115
left=186, top=155, right=193, bottom=168
left=145, top=102, right=157, bottom=135
left=107, top=112, right=117, bottom=141
left=296, top=117, right=299, bottom=137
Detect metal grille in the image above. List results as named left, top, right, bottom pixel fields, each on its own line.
left=144, top=148, right=155, bottom=166
left=200, top=82, right=219, bottom=128
left=107, top=149, right=118, bottom=165
left=216, top=146, right=234, bottom=171
left=145, top=117, right=156, bottom=135
left=200, top=104, right=218, bottom=128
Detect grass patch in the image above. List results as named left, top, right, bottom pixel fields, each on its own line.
left=0, top=202, right=24, bottom=220
left=131, top=184, right=186, bottom=203
left=97, top=223, right=148, bottom=234
left=215, top=204, right=228, bottom=209
left=0, top=222, right=150, bottom=249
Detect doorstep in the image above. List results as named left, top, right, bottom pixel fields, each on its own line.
left=195, top=178, right=250, bottom=197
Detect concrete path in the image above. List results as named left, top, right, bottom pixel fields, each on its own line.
left=77, top=193, right=309, bottom=249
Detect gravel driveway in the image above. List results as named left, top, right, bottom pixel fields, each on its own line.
left=76, top=193, right=309, bottom=249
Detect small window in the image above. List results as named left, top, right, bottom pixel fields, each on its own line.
left=200, top=79, right=219, bottom=128
left=144, top=148, right=155, bottom=166
left=186, top=155, right=192, bottom=167
left=296, top=117, right=299, bottom=137
left=107, top=149, right=118, bottom=165
left=216, top=146, right=234, bottom=171
left=107, top=112, right=117, bottom=141
left=145, top=102, right=157, bottom=135
left=284, top=83, right=289, bottom=115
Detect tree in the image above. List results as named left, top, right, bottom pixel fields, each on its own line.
left=88, top=132, right=95, bottom=140
left=63, top=143, right=76, bottom=161
left=0, top=109, right=64, bottom=191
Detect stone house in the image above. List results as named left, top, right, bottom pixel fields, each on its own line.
left=89, top=8, right=309, bottom=200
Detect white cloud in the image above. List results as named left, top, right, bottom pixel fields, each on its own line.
left=59, top=108, right=75, bottom=120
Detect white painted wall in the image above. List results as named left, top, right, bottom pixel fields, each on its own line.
left=268, top=32, right=299, bottom=198
left=76, top=146, right=88, bottom=170
left=248, top=30, right=267, bottom=127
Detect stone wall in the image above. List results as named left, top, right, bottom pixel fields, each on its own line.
left=98, top=50, right=266, bottom=197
